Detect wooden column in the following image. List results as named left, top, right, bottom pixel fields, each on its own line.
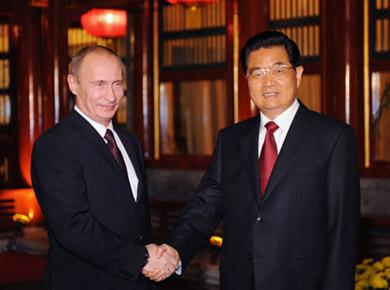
left=322, top=0, right=364, bottom=168
left=322, top=0, right=364, bottom=126
left=133, top=0, right=153, bottom=156
left=236, top=0, right=268, bottom=121
left=17, top=0, right=46, bottom=186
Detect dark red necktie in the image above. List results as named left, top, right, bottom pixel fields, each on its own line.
left=104, top=129, right=128, bottom=176
left=259, top=121, right=279, bottom=196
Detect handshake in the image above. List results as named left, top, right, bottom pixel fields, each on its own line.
left=142, top=243, right=180, bottom=282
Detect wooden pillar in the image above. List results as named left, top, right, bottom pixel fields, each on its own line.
left=322, top=0, right=364, bottom=127
left=17, top=0, right=45, bottom=186
left=236, top=0, right=268, bottom=121
left=133, top=0, right=153, bottom=156
left=322, top=0, right=364, bottom=167
left=47, top=0, right=67, bottom=122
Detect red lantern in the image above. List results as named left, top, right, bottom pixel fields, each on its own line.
left=165, top=0, right=218, bottom=5
left=81, top=9, right=127, bottom=38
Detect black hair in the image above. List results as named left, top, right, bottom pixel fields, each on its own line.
left=240, top=30, right=301, bottom=73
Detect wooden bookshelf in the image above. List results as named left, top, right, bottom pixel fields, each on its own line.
left=0, top=23, right=10, bottom=126
left=269, top=0, right=320, bottom=63
left=0, top=17, right=17, bottom=188
left=372, top=0, right=390, bottom=58
left=154, top=0, right=233, bottom=164
left=160, top=0, right=226, bottom=70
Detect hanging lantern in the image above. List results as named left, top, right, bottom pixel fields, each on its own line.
left=81, top=9, right=127, bottom=38
left=165, top=0, right=218, bottom=6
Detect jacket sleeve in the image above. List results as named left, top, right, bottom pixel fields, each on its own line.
left=169, top=132, right=224, bottom=272
left=322, top=125, right=360, bottom=290
left=31, top=133, right=147, bottom=281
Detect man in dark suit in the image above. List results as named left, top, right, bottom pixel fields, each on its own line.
left=163, top=31, right=360, bottom=290
left=31, top=46, right=178, bottom=290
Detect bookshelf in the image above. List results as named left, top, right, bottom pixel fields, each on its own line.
left=0, top=23, right=10, bottom=126
left=0, top=18, right=17, bottom=188
left=371, top=0, right=390, bottom=59
left=160, top=0, right=226, bottom=70
left=156, top=0, right=232, bottom=160
left=269, top=0, right=320, bottom=63
left=369, top=0, right=390, bottom=163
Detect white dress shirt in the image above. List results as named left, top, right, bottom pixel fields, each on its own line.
left=75, top=106, right=139, bottom=201
left=258, top=99, right=300, bottom=157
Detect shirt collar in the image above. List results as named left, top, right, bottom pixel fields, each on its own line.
left=260, top=99, right=300, bottom=132
left=74, top=105, right=114, bottom=138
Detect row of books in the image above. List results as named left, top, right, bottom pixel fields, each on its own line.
left=278, top=25, right=320, bottom=57
left=376, top=0, right=390, bottom=9
left=67, top=28, right=127, bottom=58
left=0, top=59, right=9, bottom=89
left=0, top=24, right=9, bottom=54
left=269, top=0, right=320, bottom=20
left=162, top=0, right=225, bottom=32
left=375, top=19, right=390, bottom=53
left=0, top=94, right=10, bottom=125
left=163, top=35, right=226, bottom=66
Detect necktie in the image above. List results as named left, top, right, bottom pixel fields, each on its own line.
left=259, top=121, right=279, bottom=196
left=104, top=129, right=128, bottom=177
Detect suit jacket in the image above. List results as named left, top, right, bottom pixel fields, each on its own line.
left=170, top=102, right=360, bottom=290
left=31, top=110, right=156, bottom=290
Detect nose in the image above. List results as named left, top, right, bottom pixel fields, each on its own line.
left=262, top=72, right=276, bottom=86
left=105, top=85, right=117, bottom=103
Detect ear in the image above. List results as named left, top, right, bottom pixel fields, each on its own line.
left=295, top=66, right=304, bottom=88
left=67, top=74, right=78, bottom=95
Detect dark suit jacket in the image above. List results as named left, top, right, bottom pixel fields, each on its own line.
left=170, top=102, right=360, bottom=290
left=31, top=110, right=156, bottom=290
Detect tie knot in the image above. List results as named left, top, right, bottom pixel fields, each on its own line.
left=104, top=129, right=115, bottom=143
left=265, top=121, right=278, bottom=133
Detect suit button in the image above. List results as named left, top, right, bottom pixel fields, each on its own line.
left=255, top=216, right=263, bottom=223
left=139, top=235, right=144, bottom=241
left=247, top=254, right=253, bottom=261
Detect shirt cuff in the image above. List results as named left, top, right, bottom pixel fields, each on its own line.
left=175, top=260, right=182, bottom=275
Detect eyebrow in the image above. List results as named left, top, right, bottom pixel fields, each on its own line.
left=90, top=79, right=123, bottom=84
left=90, top=80, right=107, bottom=84
left=248, top=61, right=287, bottom=71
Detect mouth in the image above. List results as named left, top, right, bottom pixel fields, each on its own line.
left=262, top=92, right=278, bottom=97
left=100, top=104, right=118, bottom=111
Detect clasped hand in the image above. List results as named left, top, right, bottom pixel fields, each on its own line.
left=142, top=243, right=180, bottom=282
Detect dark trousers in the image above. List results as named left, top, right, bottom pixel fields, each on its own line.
left=250, top=274, right=256, bottom=290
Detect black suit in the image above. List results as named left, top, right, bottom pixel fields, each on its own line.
left=31, top=110, right=155, bottom=290
left=170, top=102, right=360, bottom=290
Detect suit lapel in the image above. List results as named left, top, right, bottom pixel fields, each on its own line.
left=115, top=128, right=144, bottom=203
left=239, top=117, right=261, bottom=206
left=262, top=104, right=311, bottom=203
left=69, top=110, right=137, bottom=202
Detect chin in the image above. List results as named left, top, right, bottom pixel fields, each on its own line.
left=98, top=112, right=116, bottom=121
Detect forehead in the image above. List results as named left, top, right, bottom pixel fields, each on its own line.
left=79, top=52, right=122, bottom=79
left=247, top=46, right=290, bottom=68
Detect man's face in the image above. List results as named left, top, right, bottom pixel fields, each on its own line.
left=246, top=46, right=303, bottom=119
left=67, top=52, right=124, bottom=127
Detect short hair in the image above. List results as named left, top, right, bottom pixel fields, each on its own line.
left=69, top=45, right=126, bottom=79
left=240, top=30, right=301, bottom=73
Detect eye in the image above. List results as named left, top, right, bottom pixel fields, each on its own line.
left=251, top=69, right=264, bottom=78
left=93, top=81, right=105, bottom=87
left=273, top=66, right=284, bottom=74
left=113, top=81, right=123, bottom=88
